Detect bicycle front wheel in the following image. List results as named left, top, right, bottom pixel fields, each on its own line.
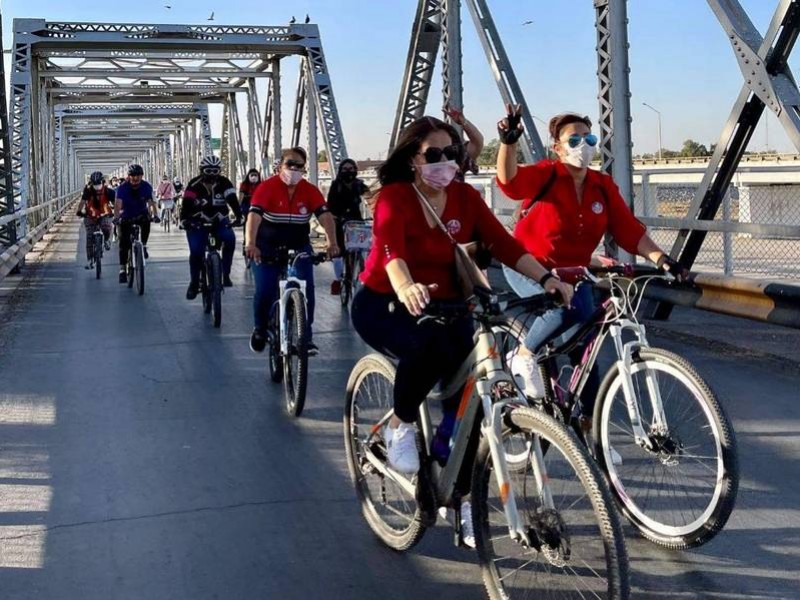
left=283, top=289, right=308, bottom=417
left=210, top=253, right=222, bottom=328
left=593, top=347, right=738, bottom=549
left=94, top=240, right=102, bottom=280
left=473, top=407, right=629, bottom=600
left=340, top=255, right=352, bottom=309
left=134, top=244, right=145, bottom=295
left=343, top=354, right=427, bottom=551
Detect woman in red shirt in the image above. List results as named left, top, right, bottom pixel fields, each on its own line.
left=352, top=116, right=571, bottom=485
left=496, top=107, right=686, bottom=420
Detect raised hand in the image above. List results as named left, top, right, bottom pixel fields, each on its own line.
left=497, top=103, right=524, bottom=145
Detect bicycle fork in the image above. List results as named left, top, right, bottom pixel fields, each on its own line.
left=608, top=320, right=667, bottom=450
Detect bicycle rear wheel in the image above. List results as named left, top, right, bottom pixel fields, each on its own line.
left=209, top=253, right=222, bottom=328
left=593, top=347, right=738, bottom=549
left=283, top=289, right=308, bottom=417
left=134, top=243, right=145, bottom=295
left=268, top=307, right=283, bottom=383
left=473, top=407, right=629, bottom=599
left=343, top=354, right=427, bottom=551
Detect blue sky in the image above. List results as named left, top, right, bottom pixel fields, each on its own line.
left=1, top=0, right=795, bottom=160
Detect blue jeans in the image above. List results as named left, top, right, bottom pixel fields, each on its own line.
left=186, top=226, right=236, bottom=284
left=252, top=244, right=315, bottom=337
left=523, top=284, right=601, bottom=414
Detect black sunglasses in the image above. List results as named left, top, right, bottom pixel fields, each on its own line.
left=418, top=144, right=463, bottom=164
left=284, top=159, right=306, bottom=170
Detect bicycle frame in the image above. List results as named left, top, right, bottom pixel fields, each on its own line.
left=364, top=314, right=557, bottom=545
left=543, top=280, right=668, bottom=452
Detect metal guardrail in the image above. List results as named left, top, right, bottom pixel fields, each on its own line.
left=642, top=274, right=800, bottom=329
left=0, top=192, right=80, bottom=280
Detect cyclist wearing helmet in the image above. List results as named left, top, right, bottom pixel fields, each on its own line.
left=76, top=171, right=115, bottom=269
left=115, top=164, right=158, bottom=284
left=181, top=155, right=243, bottom=299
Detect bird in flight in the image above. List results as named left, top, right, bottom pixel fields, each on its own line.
left=290, top=16, right=297, bottom=24
left=208, top=11, right=215, bottom=21
left=164, top=4, right=171, bottom=9
left=522, top=20, right=533, bottom=26
left=305, top=14, right=311, bottom=23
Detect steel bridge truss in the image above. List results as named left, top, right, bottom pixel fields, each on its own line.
left=3, top=19, right=348, bottom=243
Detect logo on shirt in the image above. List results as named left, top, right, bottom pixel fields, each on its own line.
left=446, top=219, right=462, bottom=235
left=591, top=201, right=604, bottom=215
left=213, top=194, right=226, bottom=206
left=299, top=205, right=308, bottom=215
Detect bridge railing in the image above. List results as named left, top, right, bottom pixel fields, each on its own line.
left=0, top=192, right=80, bottom=281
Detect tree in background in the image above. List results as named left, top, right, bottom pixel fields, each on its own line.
left=318, top=150, right=328, bottom=163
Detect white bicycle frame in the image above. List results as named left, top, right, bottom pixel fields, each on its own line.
left=364, top=316, right=558, bottom=546
left=276, top=254, right=310, bottom=356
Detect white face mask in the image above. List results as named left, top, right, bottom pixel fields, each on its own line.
left=419, top=160, right=459, bottom=189
left=562, top=140, right=597, bottom=169
left=280, top=168, right=304, bottom=186
left=93, top=184, right=103, bottom=191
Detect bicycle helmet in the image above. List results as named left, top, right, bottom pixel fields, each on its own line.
left=200, top=155, right=222, bottom=173
left=89, top=171, right=104, bottom=185
left=128, top=164, right=144, bottom=176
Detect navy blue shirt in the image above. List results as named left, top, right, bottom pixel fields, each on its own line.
left=117, top=181, right=154, bottom=218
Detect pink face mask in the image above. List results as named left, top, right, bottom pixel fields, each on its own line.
left=419, top=160, right=459, bottom=189
left=280, top=168, right=304, bottom=186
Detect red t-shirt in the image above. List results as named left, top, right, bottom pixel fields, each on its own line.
left=361, top=181, right=526, bottom=300
left=249, top=175, right=327, bottom=250
left=497, top=160, right=646, bottom=269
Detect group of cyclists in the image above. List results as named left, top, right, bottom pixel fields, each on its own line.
left=78, top=104, right=687, bottom=550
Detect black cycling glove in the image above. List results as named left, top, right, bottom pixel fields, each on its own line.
left=498, top=110, right=524, bottom=145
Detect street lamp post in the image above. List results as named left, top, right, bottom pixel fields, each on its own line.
left=642, top=102, right=663, bottom=160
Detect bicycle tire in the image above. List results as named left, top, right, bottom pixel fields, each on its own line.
left=94, top=235, right=102, bottom=280
left=343, top=354, right=427, bottom=551
left=268, top=308, right=283, bottom=383
left=283, top=289, right=308, bottom=417
left=127, top=254, right=134, bottom=289
left=473, top=406, right=629, bottom=599
left=593, top=346, right=738, bottom=549
left=210, top=252, right=222, bottom=328
left=340, top=255, right=352, bottom=309
left=135, top=243, right=145, bottom=295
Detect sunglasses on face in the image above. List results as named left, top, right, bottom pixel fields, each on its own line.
left=418, top=144, right=463, bottom=164
left=564, top=133, right=598, bottom=148
left=284, top=160, right=306, bottom=171
left=202, top=168, right=221, bottom=175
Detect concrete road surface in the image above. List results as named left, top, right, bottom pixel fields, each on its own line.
left=0, top=218, right=798, bottom=599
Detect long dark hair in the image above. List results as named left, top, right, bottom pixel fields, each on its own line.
left=336, top=158, right=357, bottom=180
left=245, top=168, right=261, bottom=182
left=378, top=117, right=461, bottom=186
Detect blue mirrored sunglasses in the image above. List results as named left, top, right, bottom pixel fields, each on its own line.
left=566, top=133, right=598, bottom=148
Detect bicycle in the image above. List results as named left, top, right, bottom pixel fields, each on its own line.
left=81, top=214, right=108, bottom=279
left=344, top=288, right=629, bottom=599
left=188, top=214, right=232, bottom=329
left=119, top=215, right=149, bottom=296
left=494, top=264, right=739, bottom=549
left=160, top=200, right=175, bottom=233
left=266, top=248, right=327, bottom=418
left=339, top=219, right=372, bottom=309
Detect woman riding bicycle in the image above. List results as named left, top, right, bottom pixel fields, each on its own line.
left=156, top=175, right=176, bottom=223
left=351, top=116, right=572, bottom=480
left=496, top=105, right=688, bottom=419
left=327, top=158, right=369, bottom=295
left=239, top=168, right=261, bottom=218
left=244, top=147, right=339, bottom=355
left=76, top=171, right=114, bottom=270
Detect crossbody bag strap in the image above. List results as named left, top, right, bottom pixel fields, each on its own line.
left=412, top=183, right=456, bottom=245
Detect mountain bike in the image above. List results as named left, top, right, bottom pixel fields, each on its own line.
left=120, top=215, right=149, bottom=296
left=344, top=288, right=629, bottom=599
left=340, top=219, right=372, bottom=309
left=494, top=265, right=739, bottom=549
left=189, top=214, right=232, bottom=329
left=267, top=248, right=327, bottom=418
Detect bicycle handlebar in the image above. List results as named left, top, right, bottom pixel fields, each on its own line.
left=552, top=264, right=666, bottom=285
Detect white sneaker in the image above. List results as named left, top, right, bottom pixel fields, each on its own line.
left=507, top=350, right=546, bottom=398
left=438, top=500, right=476, bottom=549
left=383, top=422, right=420, bottom=475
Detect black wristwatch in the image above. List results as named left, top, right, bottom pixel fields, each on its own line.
left=539, top=272, right=557, bottom=287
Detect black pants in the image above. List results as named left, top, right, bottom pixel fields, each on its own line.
left=119, top=218, right=151, bottom=268
left=351, top=287, right=474, bottom=423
